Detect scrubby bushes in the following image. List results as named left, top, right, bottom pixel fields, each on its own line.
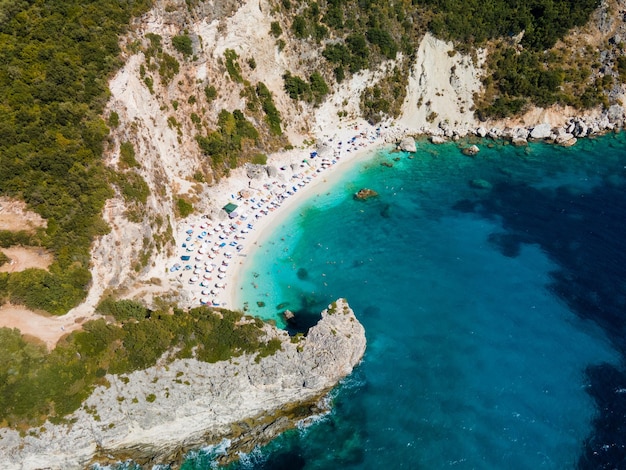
left=172, top=34, right=193, bottom=57
left=256, top=82, right=283, bottom=135
left=0, top=302, right=283, bottom=428
left=283, top=71, right=329, bottom=104
left=0, top=0, right=153, bottom=314
left=224, top=49, right=243, bottom=83
left=0, top=251, right=9, bottom=267
left=423, top=0, right=598, bottom=51
left=196, top=109, right=260, bottom=171
left=119, top=142, right=140, bottom=169
left=176, top=198, right=194, bottom=218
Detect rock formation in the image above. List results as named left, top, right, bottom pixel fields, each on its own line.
left=0, top=300, right=366, bottom=470
left=530, top=123, right=553, bottom=139
left=462, top=145, right=480, bottom=156
left=398, top=137, right=417, bottom=152
left=354, top=188, right=379, bottom=200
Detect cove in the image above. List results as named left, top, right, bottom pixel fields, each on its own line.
left=182, top=134, right=626, bottom=469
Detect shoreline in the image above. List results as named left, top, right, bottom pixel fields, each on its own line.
left=165, top=110, right=626, bottom=317
left=166, top=118, right=397, bottom=313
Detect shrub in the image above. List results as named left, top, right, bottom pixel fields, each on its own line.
left=292, top=15, right=307, bottom=38
left=270, top=21, right=283, bottom=37
left=204, top=85, right=217, bottom=101
left=111, top=171, right=150, bottom=205
left=309, top=72, right=329, bottom=103
left=96, top=297, right=149, bottom=321
left=158, top=53, right=180, bottom=85
left=119, top=142, right=140, bottom=168
left=251, top=154, right=268, bottom=165
left=172, top=34, right=193, bottom=57
left=256, top=82, right=283, bottom=135
left=108, top=111, right=120, bottom=128
left=224, top=49, right=243, bottom=83
left=283, top=72, right=310, bottom=100
left=366, top=28, right=398, bottom=59
left=176, top=198, right=194, bottom=218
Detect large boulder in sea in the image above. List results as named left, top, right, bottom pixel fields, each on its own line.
left=462, top=145, right=480, bottom=156
left=0, top=300, right=366, bottom=468
left=398, top=137, right=417, bottom=152
left=354, top=188, right=378, bottom=200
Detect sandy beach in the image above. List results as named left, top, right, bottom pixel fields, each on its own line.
left=166, top=119, right=400, bottom=312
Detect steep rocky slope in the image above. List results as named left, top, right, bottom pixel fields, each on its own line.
left=0, top=299, right=366, bottom=469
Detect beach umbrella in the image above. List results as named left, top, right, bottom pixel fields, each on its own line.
left=200, top=297, right=209, bottom=305
left=218, top=266, right=227, bottom=273
left=205, top=265, right=214, bottom=272
left=190, top=276, right=199, bottom=283
left=215, top=282, right=225, bottom=288
left=201, top=289, right=210, bottom=295
left=217, top=273, right=226, bottom=279
left=193, top=268, right=202, bottom=274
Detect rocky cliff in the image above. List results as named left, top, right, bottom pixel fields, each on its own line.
left=0, top=299, right=366, bottom=469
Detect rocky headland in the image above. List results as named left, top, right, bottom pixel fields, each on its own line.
left=0, top=299, right=366, bottom=469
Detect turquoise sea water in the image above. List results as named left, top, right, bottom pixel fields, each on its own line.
left=180, top=134, right=626, bottom=469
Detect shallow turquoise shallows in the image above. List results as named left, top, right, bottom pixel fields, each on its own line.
left=176, top=134, right=626, bottom=469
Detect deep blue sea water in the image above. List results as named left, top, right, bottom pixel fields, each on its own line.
left=177, top=134, right=626, bottom=469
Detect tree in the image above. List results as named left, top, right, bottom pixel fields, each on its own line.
left=172, top=34, right=193, bottom=57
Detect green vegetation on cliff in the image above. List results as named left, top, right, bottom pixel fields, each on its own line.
left=418, top=0, right=602, bottom=117
left=0, top=300, right=281, bottom=428
left=423, top=0, right=598, bottom=51
left=0, top=0, right=605, bottom=316
left=0, top=0, right=153, bottom=314
left=286, top=0, right=602, bottom=119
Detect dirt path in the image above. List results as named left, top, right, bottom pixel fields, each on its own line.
left=0, top=246, right=53, bottom=273
left=0, top=197, right=46, bottom=232
left=0, top=304, right=87, bottom=349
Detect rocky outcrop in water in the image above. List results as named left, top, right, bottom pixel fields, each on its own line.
left=462, top=145, right=480, bottom=156
left=397, top=137, right=417, bottom=152
left=354, top=188, right=379, bottom=200
left=0, top=299, right=366, bottom=469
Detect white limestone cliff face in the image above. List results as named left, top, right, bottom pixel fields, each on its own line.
left=399, top=33, right=485, bottom=134
left=0, top=299, right=366, bottom=469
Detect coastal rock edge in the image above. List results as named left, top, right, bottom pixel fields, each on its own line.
left=0, top=299, right=366, bottom=469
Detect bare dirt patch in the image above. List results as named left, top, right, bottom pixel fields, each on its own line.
left=0, top=197, right=47, bottom=232
left=0, top=246, right=53, bottom=273
left=0, top=304, right=85, bottom=350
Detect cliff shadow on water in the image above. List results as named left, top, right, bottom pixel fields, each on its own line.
left=282, top=291, right=325, bottom=337
left=453, top=170, right=626, bottom=468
